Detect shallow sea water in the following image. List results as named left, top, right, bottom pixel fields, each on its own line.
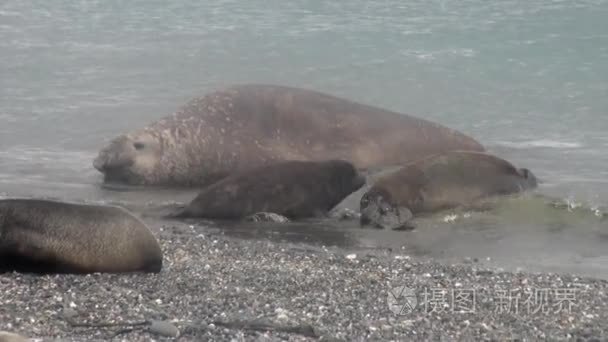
left=1, top=0, right=608, bottom=278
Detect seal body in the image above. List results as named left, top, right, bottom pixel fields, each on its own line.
left=93, top=84, right=485, bottom=186
left=0, top=199, right=163, bottom=274
left=359, top=151, right=538, bottom=230
left=170, top=160, right=366, bottom=220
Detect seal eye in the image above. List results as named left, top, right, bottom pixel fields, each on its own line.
left=133, top=142, right=145, bottom=150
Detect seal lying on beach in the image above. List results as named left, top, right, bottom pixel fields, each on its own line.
left=359, top=151, right=538, bottom=230
left=168, top=160, right=366, bottom=220
left=93, top=84, right=484, bottom=187
left=0, top=199, right=163, bottom=274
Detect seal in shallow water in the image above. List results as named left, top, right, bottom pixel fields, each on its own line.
left=0, top=198, right=163, bottom=274
left=168, top=159, right=366, bottom=220
left=359, top=151, right=538, bottom=230
left=93, top=84, right=485, bottom=187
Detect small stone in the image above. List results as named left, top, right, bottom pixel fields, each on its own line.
left=62, top=308, right=78, bottom=319
left=331, top=208, right=361, bottom=220
left=0, top=331, right=29, bottom=342
left=443, top=214, right=458, bottom=223
left=149, top=320, right=180, bottom=338
left=475, top=269, right=494, bottom=276
left=579, top=327, right=593, bottom=337
left=479, top=323, right=491, bottom=332
left=346, top=254, right=357, bottom=260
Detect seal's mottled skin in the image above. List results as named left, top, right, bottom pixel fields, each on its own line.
left=360, top=151, right=538, bottom=230
left=0, top=199, right=163, bottom=274
left=170, top=160, right=366, bottom=220
left=93, top=84, right=485, bottom=186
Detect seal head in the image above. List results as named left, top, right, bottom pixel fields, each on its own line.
left=359, top=188, right=415, bottom=230
left=93, top=131, right=163, bottom=185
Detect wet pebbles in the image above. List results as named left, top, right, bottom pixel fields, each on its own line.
left=1, top=223, right=607, bottom=341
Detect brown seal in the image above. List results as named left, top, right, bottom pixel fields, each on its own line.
left=169, top=159, right=365, bottom=220
left=359, top=151, right=538, bottom=230
left=0, top=198, right=163, bottom=274
left=93, top=84, right=484, bottom=187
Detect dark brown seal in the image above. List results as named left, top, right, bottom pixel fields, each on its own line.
left=0, top=199, right=163, bottom=274
left=169, top=160, right=366, bottom=220
left=93, top=84, right=485, bottom=187
left=359, top=151, right=538, bottom=230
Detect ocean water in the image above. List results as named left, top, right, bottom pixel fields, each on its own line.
left=1, top=0, right=607, bottom=277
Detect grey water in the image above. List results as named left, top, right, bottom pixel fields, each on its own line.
left=1, top=1, right=608, bottom=278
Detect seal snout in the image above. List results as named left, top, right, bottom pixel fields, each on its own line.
left=518, top=167, right=539, bottom=189
left=93, top=136, right=136, bottom=173
left=359, top=193, right=414, bottom=231
left=93, top=154, right=107, bottom=171
left=93, top=152, right=134, bottom=179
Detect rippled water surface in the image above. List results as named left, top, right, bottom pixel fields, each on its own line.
left=1, top=0, right=608, bottom=278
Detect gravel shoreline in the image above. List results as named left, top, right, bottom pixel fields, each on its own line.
left=1, top=222, right=607, bottom=341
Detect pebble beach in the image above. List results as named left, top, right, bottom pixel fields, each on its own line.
left=2, top=0, right=608, bottom=341
left=1, top=222, right=607, bottom=342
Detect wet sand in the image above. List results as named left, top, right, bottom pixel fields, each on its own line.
left=1, top=218, right=607, bottom=341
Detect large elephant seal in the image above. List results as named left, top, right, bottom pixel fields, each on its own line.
left=0, top=199, right=163, bottom=274
left=169, top=159, right=366, bottom=220
left=359, top=151, right=538, bottom=230
left=93, top=84, right=485, bottom=187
